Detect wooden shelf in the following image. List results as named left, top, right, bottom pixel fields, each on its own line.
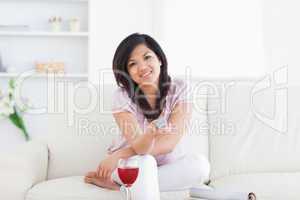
left=0, top=31, right=89, bottom=37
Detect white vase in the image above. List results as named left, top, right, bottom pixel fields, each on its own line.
left=69, top=20, right=80, bottom=32
left=50, top=22, right=62, bottom=32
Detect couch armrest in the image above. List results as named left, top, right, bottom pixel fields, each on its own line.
left=0, top=141, right=48, bottom=200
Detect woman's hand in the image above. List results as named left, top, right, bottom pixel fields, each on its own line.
left=97, top=154, right=119, bottom=180
left=145, top=121, right=158, bottom=135
left=156, top=123, right=176, bottom=135
left=148, top=120, right=175, bottom=135
left=129, top=122, right=157, bottom=155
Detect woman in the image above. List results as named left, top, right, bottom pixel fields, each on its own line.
left=84, top=33, right=210, bottom=198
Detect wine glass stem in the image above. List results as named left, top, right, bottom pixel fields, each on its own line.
left=126, top=187, right=131, bottom=200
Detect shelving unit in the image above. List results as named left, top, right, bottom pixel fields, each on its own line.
left=0, top=0, right=89, bottom=78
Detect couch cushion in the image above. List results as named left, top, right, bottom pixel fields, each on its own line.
left=26, top=176, right=190, bottom=200
left=43, top=83, right=121, bottom=179
left=182, top=78, right=209, bottom=158
left=209, top=173, right=300, bottom=200
left=208, top=80, right=300, bottom=180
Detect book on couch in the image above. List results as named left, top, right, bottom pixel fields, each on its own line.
left=189, top=185, right=256, bottom=200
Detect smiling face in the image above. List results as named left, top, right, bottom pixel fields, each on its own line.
left=127, top=44, right=162, bottom=88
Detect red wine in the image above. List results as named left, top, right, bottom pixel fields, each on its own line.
left=118, top=167, right=139, bottom=187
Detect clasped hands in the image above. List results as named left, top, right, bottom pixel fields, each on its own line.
left=95, top=121, right=175, bottom=181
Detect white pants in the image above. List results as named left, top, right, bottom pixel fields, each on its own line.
left=112, top=154, right=210, bottom=200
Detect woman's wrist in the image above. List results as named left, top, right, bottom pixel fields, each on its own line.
left=145, top=122, right=158, bottom=137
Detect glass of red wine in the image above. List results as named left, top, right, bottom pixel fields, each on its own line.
left=118, top=157, right=139, bottom=200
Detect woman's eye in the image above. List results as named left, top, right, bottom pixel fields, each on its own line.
left=145, top=55, right=151, bottom=60
left=128, top=62, right=136, bottom=67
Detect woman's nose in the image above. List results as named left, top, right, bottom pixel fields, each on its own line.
left=137, top=61, right=148, bottom=71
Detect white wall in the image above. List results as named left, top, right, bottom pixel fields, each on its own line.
left=262, top=0, right=300, bottom=84
left=89, top=0, right=271, bottom=82
left=154, top=0, right=267, bottom=78
left=89, top=0, right=153, bottom=84
left=89, top=0, right=300, bottom=83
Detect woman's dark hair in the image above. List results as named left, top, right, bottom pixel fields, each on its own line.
left=112, top=33, right=171, bottom=121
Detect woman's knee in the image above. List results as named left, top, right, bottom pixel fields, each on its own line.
left=186, top=154, right=210, bottom=182
left=138, top=154, right=157, bottom=167
left=197, top=155, right=210, bottom=181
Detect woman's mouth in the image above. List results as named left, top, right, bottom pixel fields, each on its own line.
left=141, top=71, right=152, bottom=78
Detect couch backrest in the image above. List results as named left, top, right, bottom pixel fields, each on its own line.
left=39, top=79, right=209, bottom=180
left=43, top=83, right=119, bottom=179
left=207, top=79, right=300, bottom=180
left=36, top=77, right=300, bottom=180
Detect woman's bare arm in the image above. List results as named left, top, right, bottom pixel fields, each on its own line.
left=112, top=101, right=192, bottom=156
left=112, top=112, right=156, bottom=154
left=149, top=102, right=192, bottom=154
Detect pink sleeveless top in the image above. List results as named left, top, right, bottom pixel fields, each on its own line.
left=108, top=78, right=189, bottom=166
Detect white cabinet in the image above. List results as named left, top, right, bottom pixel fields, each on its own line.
left=0, top=0, right=89, bottom=78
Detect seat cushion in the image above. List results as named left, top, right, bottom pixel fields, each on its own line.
left=26, top=176, right=189, bottom=200
left=209, top=173, right=300, bottom=200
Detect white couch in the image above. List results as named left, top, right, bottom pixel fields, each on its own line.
left=1, top=78, right=299, bottom=200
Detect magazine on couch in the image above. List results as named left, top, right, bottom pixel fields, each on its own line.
left=189, top=185, right=256, bottom=200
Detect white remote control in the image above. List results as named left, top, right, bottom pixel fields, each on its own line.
left=153, top=117, right=168, bottom=129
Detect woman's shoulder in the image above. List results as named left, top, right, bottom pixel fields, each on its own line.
left=168, top=77, right=188, bottom=95
left=171, top=77, right=185, bottom=85
left=166, top=77, right=190, bottom=108
left=112, top=87, right=136, bottom=113
left=113, top=87, right=128, bottom=98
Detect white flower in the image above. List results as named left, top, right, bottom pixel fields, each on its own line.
left=15, top=97, right=32, bottom=112
left=0, top=96, right=14, bottom=117
left=8, top=87, right=14, bottom=96
left=0, top=96, right=9, bottom=106
left=0, top=79, right=32, bottom=117
left=0, top=79, right=31, bottom=140
left=0, top=104, right=14, bottom=117
left=2, top=106, right=14, bottom=116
